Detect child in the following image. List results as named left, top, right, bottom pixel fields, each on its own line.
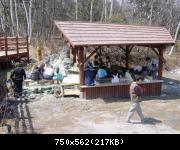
left=53, top=67, right=63, bottom=84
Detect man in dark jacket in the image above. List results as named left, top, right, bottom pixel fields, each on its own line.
left=126, top=79, right=145, bottom=123
left=10, top=62, right=26, bottom=97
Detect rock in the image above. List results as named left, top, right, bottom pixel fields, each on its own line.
left=59, top=46, right=70, bottom=60
left=62, top=58, right=73, bottom=69
left=42, top=57, right=50, bottom=64
left=161, top=94, right=166, bottom=97
left=29, top=57, right=37, bottom=63
left=168, top=81, right=174, bottom=85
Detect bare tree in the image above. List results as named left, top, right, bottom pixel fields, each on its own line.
left=169, top=22, right=180, bottom=56
left=90, top=0, right=94, bottom=22
left=104, top=0, right=107, bottom=22
left=149, top=0, right=155, bottom=25
left=75, top=0, right=78, bottom=20
left=14, top=0, right=19, bottom=36
left=109, top=0, right=114, bottom=19
left=10, top=0, right=15, bottom=35
left=100, top=0, right=105, bottom=22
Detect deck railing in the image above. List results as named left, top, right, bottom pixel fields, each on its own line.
left=0, top=36, right=29, bottom=62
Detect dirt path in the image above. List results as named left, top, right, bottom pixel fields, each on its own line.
left=27, top=94, right=180, bottom=134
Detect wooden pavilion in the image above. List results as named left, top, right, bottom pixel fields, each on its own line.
left=55, top=21, right=174, bottom=99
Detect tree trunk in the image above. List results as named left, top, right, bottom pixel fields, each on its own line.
left=109, top=0, right=113, bottom=19
left=90, top=0, right=94, bottom=22
left=22, top=0, right=29, bottom=37
left=14, top=0, right=19, bottom=36
left=100, top=0, right=105, bottom=22
left=29, top=0, right=33, bottom=42
left=104, top=0, right=107, bottom=22
left=10, top=0, right=15, bottom=35
left=149, top=0, right=155, bottom=25
left=169, top=22, right=180, bottom=56
left=75, top=0, right=78, bottom=21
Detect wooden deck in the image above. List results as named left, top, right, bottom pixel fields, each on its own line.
left=0, top=36, right=29, bottom=63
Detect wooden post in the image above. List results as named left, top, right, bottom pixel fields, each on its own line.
left=16, top=36, right=19, bottom=60
left=72, top=48, right=76, bottom=64
left=78, top=47, right=84, bottom=86
left=26, top=36, right=30, bottom=63
left=158, top=47, right=164, bottom=80
left=125, top=46, right=130, bottom=69
left=4, top=36, right=8, bottom=56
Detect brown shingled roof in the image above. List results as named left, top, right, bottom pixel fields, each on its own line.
left=55, top=21, right=174, bottom=48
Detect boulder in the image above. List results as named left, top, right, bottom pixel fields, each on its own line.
left=62, top=58, right=73, bottom=69
left=59, top=46, right=70, bottom=60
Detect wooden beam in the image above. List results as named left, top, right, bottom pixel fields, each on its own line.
left=84, top=46, right=101, bottom=63
left=151, top=47, right=166, bottom=63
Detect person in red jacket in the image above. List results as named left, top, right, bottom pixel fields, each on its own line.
left=126, top=78, right=145, bottom=123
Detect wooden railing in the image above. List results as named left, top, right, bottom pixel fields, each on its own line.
left=0, top=36, right=29, bottom=62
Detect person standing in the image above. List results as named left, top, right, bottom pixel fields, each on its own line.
left=126, top=79, right=145, bottom=123
left=10, top=62, right=26, bottom=98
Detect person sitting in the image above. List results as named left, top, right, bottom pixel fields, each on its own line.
left=98, top=58, right=105, bottom=68
left=125, top=70, right=133, bottom=82
left=43, top=65, right=54, bottom=80
left=96, top=65, right=107, bottom=80
left=145, top=57, right=152, bottom=76
left=38, top=62, right=45, bottom=78
left=151, top=63, right=158, bottom=80
left=30, top=65, right=41, bottom=81
left=133, top=65, right=142, bottom=75
left=92, top=55, right=99, bottom=69
left=53, top=67, right=63, bottom=84
left=84, top=65, right=95, bottom=86
left=105, top=56, right=112, bottom=77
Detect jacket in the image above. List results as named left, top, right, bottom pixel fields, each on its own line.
left=129, top=82, right=142, bottom=103
left=10, top=67, right=26, bottom=81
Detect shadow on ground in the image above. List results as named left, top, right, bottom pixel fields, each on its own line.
left=0, top=97, right=36, bottom=134
left=132, top=117, right=162, bottom=125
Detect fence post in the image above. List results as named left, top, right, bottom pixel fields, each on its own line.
left=16, top=36, right=19, bottom=60
left=4, top=36, right=8, bottom=56
left=26, top=36, right=30, bottom=63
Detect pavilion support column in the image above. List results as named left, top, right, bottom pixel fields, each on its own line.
left=72, top=47, right=76, bottom=64
left=125, top=46, right=130, bottom=70
left=78, top=47, right=84, bottom=98
left=158, top=47, right=164, bottom=80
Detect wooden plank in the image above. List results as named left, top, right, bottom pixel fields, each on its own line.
left=56, top=21, right=166, bottom=29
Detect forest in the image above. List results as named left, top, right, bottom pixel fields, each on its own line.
left=0, top=0, right=180, bottom=42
